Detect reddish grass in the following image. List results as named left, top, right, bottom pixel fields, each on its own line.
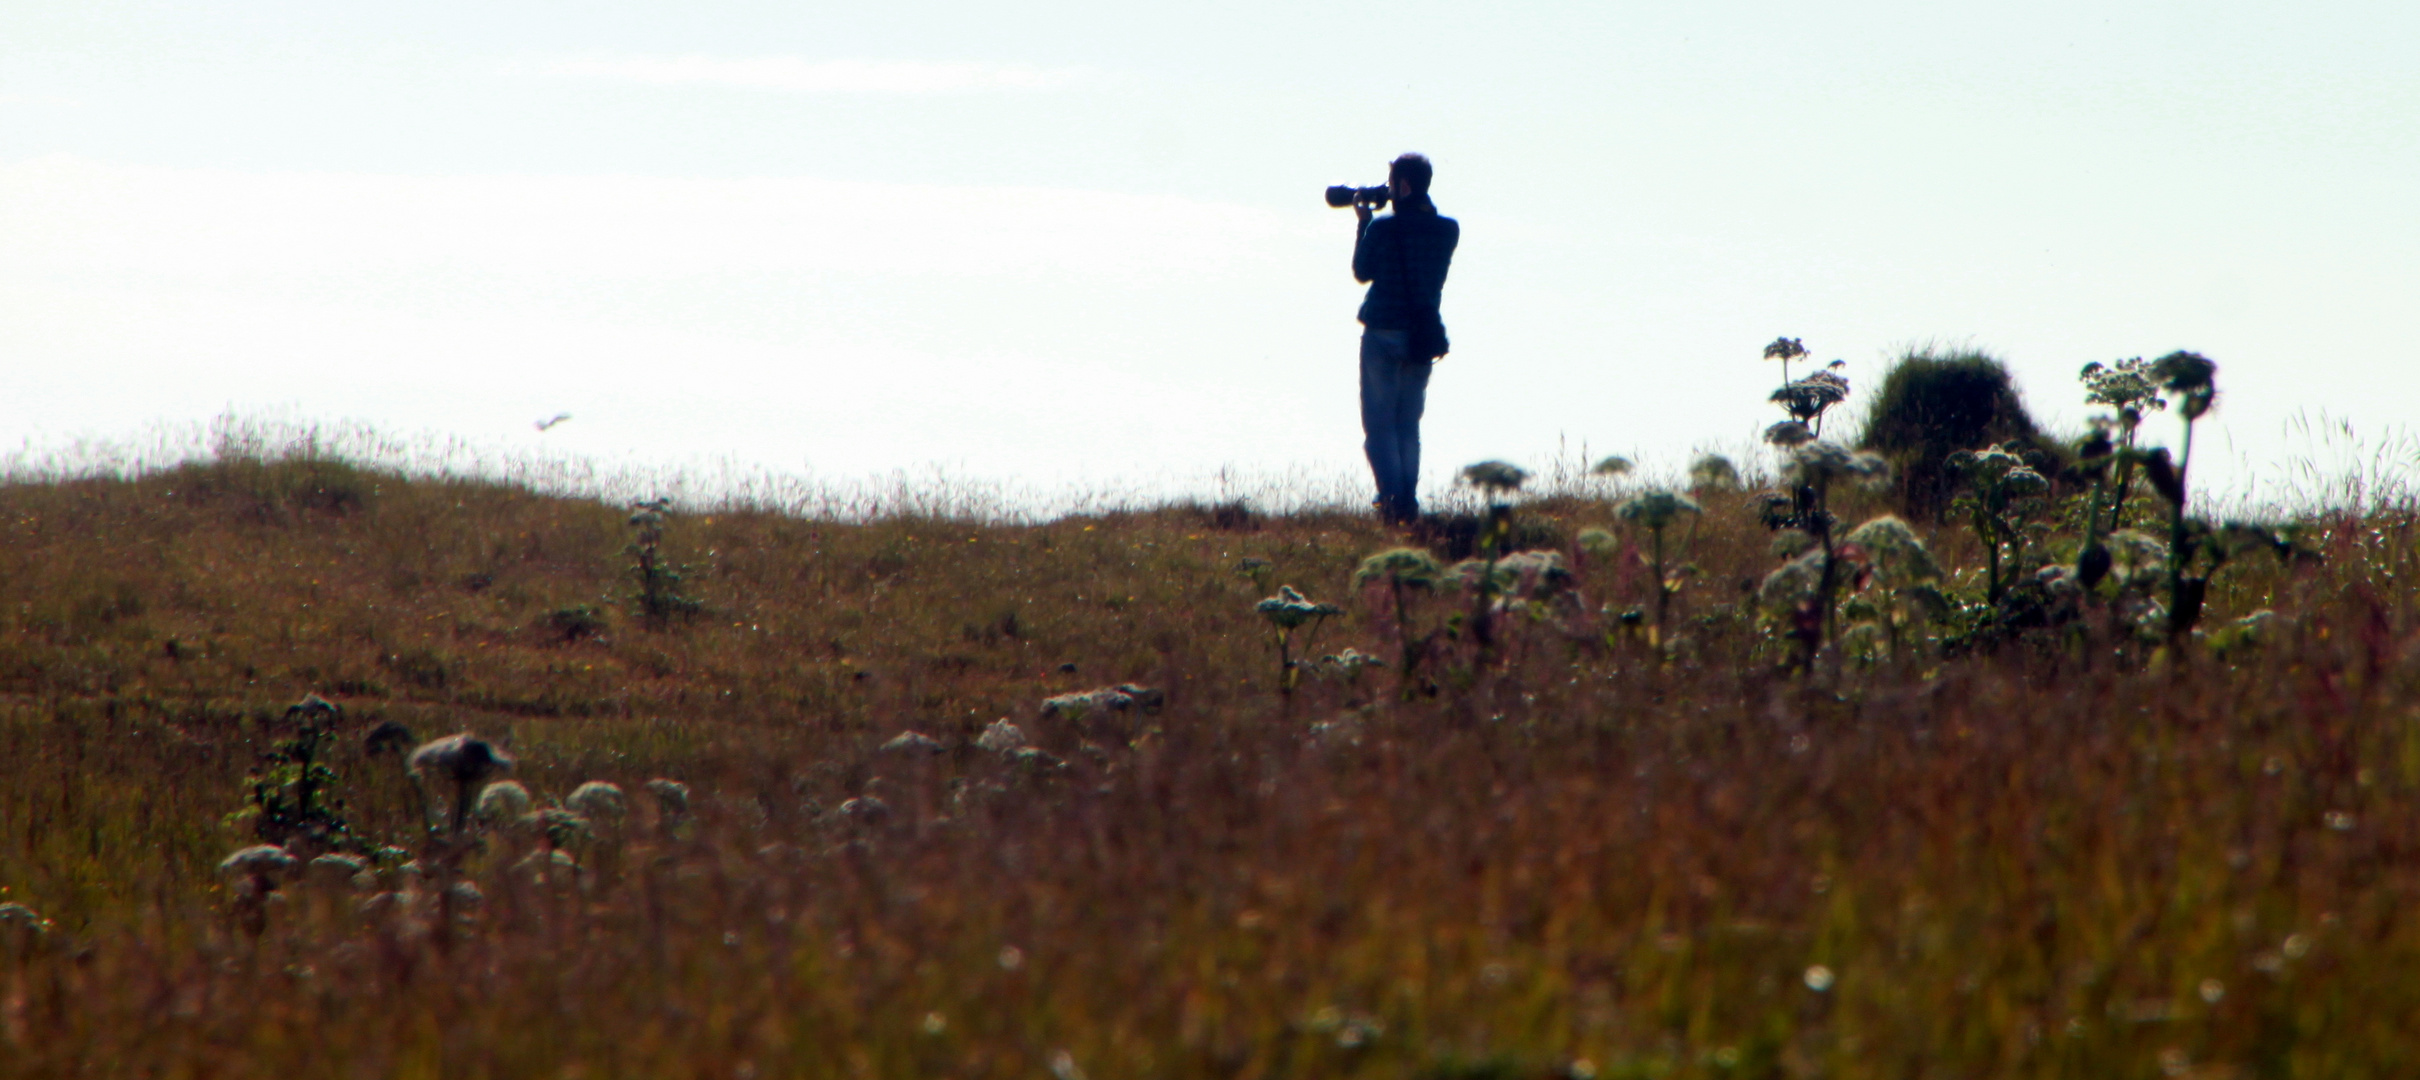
left=1, top=454, right=2416, bottom=1078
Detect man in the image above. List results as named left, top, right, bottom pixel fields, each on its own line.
left=1351, top=153, right=1459, bottom=525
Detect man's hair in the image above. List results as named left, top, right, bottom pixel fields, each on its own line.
left=1389, top=153, right=1433, bottom=196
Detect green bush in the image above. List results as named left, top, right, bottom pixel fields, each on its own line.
left=1855, top=345, right=2058, bottom=520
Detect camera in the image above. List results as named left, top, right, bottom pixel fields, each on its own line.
left=1324, top=184, right=1390, bottom=210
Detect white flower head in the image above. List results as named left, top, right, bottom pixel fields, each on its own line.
left=566, top=781, right=627, bottom=823
left=644, top=778, right=691, bottom=814
left=976, top=718, right=1029, bottom=753
left=1459, top=460, right=1529, bottom=494
left=474, top=780, right=533, bottom=824
left=1616, top=489, right=1702, bottom=532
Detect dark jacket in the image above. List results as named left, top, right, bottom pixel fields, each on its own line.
left=1353, top=201, right=1459, bottom=357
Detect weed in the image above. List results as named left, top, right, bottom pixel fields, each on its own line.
left=226, top=694, right=364, bottom=856
left=1255, top=585, right=1343, bottom=696
left=1614, top=489, right=1702, bottom=647
left=1944, top=442, right=2054, bottom=604
left=625, top=498, right=702, bottom=627
left=1354, top=547, right=1446, bottom=690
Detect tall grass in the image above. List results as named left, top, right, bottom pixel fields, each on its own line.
left=1, top=429, right=2419, bottom=1077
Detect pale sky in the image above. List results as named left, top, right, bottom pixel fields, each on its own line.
left=4, top=1, right=2416, bottom=511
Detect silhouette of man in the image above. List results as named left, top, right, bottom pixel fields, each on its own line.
left=1352, top=153, right=1458, bottom=525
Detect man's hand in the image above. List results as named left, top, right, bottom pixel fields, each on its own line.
left=1354, top=201, right=1373, bottom=226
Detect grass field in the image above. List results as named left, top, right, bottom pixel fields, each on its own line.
left=2, top=441, right=2417, bottom=1079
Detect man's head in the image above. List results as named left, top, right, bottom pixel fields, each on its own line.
left=1388, top=153, right=1433, bottom=203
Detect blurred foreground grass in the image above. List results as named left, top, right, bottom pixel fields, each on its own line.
left=3, top=451, right=2418, bottom=1078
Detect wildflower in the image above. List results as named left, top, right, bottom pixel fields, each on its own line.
left=0, top=902, right=53, bottom=945
left=1804, top=965, right=1836, bottom=991
left=1762, top=337, right=1808, bottom=362
left=1008, top=746, right=1067, bottom=771
left=1459, top=460, right=1529, bottom=494
left=1256, top=585, right=1342, bottom=631
left=1494, top=549, right=1574, bottom=598
left=976, top=718, right=1029, bottom=752
left=1688, top=454, right=1741, bottom=491
left=566, top=781, right=627, bottom=823
left=305, top=853, right=368, bottom=890
left=1770, top=367, right=1850, bottom=425
left=474, top=780, right=533, bottom=825
left=1591, top=455, right=1633, bottom=477
left=1049, top=1050, right=1086, bottom=1080
left=1040, top=684, right=1163, bottom=721
left=363, top=719, right=416, bottom=756
left=2198, top=978, right=2225, bottom=1004
left=2081, top=357, right=2168, bottom=417
left=2149, top=350, right=2218, bottom=419
left=408, top=734, right=514, bottom=785
left=1576, top=527, right=1620, bottom=559
left=1844, top=516, right=1943, bottom=583
left=1787, top=441, right=1890, bottom=488
left=839, top=794, right=891, bottom=825
left=1759, top=548, right=1828, bottom=611
left=1316, top=649, right=1387, bottom=676
left=1445, top=558, right=1520, bottom=596
left=408, top=734, right=513, bottom=835
left=879, top=731, right=945, bottom=755
left=644, top=778, right=690, bottom=814
left=1764, top=421, right=1815, bottom=447
left=219, top=844, right=298, bottom=879
left=1616, top=489, right=1701, bottom=532
left=512, top=848, right=578, bottom=885
left=220, top=845, right=298, bottom=908
left=526, top=807, right=591, bottom=848
left=1353, top=548, right=1443, bottom=590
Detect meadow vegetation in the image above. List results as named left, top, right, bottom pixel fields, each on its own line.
left=4, top=346, right=2420, bottom=1078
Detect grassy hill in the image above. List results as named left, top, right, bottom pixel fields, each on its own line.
left=3, top=449, right=2417, bottom=1077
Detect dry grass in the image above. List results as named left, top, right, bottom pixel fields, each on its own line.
left=2, top=447, right=2417, bottom=1079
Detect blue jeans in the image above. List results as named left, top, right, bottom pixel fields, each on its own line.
left=1360, top=328, right=1432, bottom=521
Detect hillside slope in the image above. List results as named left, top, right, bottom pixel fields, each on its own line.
left=3, top=454, right=2417, bottom=1078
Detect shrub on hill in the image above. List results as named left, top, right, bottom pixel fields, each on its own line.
left=1856, top=345, right=2060, bottom=520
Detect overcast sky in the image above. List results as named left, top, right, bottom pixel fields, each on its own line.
left=4, top=1, right=2415, bottom=510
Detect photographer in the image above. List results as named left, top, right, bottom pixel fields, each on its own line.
left=1349, top=153, right=1459, bottom=525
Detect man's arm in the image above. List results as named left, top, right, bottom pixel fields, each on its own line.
left=1351, top=215, right=1385, bottom=284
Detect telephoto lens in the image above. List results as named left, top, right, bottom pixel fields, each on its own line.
left=1325, top=184, right=1390, bottom=209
